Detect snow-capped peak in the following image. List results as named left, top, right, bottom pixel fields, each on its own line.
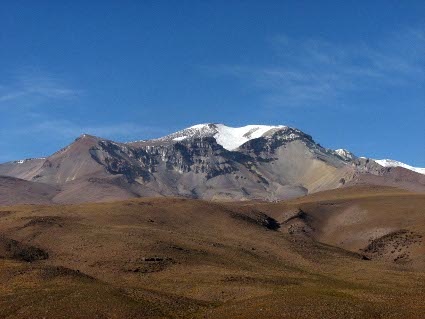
left=150, top=123, right=287, bottom=151
left=212, top=124, right=286, bottom=150
left=335, top=149, right=356, bottom=161
left=374, top=159, right=425, bottom=175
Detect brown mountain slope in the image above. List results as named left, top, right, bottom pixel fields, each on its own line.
left=0, top=176, right=59, bottom=205
left=347, top=166, right=425, bottom=192
left=27, top=134, right=108, bottom=185
left=0, top=188, right=424, bottom=318
left=0, top=158, right=45, bottom=181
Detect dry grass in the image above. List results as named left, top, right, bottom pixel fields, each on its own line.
left=0, top=186, right=424, bottom=318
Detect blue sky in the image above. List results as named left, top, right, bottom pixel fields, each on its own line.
left=1, top=1, right=424, bottom=166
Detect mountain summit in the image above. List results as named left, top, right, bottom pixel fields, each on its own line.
left=1, top=123, right=424, bottom=204
left=136, top=124, right=288, bottom=151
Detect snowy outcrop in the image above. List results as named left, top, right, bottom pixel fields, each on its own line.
left=374, top=159, right=425, bottom=175
left=334, top=149, right=356, bottom=161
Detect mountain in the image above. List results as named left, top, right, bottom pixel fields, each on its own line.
left=374, top=159, right=425, bottom=175
left=0, top=123, right=424, bottom=204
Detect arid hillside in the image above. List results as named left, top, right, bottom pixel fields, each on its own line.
left=0, top=186, right=424, bottom=318
left=234, top=186, right=425, bottom=270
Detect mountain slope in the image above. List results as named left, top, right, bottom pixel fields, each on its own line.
left=0, top=124, right=424, bottom=204
left=0, top=158, right=46, bottom=181
left=0, top=176, right=59, bottom=205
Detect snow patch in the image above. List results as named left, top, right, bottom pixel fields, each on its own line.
left=14, top=157, right=46, bottom=164
left=173, top=136, right=189, bottom=141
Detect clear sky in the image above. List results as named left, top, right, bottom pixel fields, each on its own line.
left=1, top=1, right=424, bottom=166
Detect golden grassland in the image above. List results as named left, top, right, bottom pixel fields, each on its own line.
left=0, top=186, right=424, bottom=318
